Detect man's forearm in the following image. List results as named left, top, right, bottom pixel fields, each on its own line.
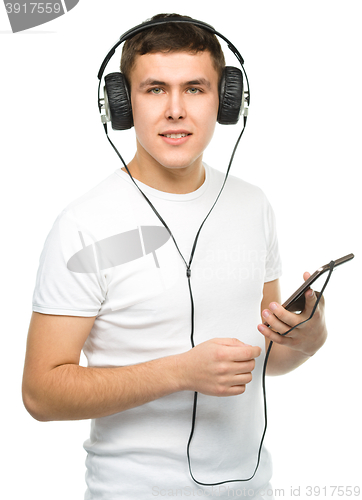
left=23, top=336, right=263, bottom=421
left=24, top=355, right=184, bottom=421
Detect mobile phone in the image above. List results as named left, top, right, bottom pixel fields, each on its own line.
left=283, top=253, right=354, bottom=313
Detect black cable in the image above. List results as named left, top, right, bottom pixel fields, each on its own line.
left=102, top=120, right=336, bottom=487
left=188, top=116, right=247, bottom=268
left=185, top=261, right=335, bottom=486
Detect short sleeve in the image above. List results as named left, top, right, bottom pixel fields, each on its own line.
left=32, top=211, right=106, bottom=317
left=264, top=199, right=282, bottom=282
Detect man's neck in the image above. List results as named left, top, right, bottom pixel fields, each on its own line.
left=123, top=153, right=205, bottom=195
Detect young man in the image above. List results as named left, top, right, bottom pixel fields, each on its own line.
left=22, top=13, right=328, bottom=499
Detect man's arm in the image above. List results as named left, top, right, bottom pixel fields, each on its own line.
left=258, top=277, right=328, bottom=376
left=22, top=312, right=261, bottom=421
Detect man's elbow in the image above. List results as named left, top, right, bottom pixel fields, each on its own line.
left=22, top=383, right=52, bottom=422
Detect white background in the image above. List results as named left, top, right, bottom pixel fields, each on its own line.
left=1, top=1, right=361, bottom=498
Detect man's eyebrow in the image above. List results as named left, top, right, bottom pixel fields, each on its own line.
left=138, top=78, right=212, bottom=89
left=186, top=78, right=211, bottom=89
left=139, top=79, right=166, bottom=89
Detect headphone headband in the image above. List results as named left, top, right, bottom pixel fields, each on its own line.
left=97, top=16, right=245, bottom=82
left=120, top=16, right=216, bottom=41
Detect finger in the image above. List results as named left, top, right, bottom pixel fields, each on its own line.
left=301, top=271, right=314, bottom=302
left=221, top=385, right=246, bottom=397
left=300, top=270, right=319, bottom=317
left=261, top=308, right=288, bottom=333
left=302, top=271, right=322, bottom=306
left=303, top=271, right=314, bottom=300
left=232, top=345, right=262, bottom=361
left=257, top=323, right=292, bottom=345
left=302, top=287, right=324, bottom=318
left=233, top=359, right=256, bottom=374
left=303, top=271, right=311, bottom=281
left=233, top=372, right=253, bottom=384
left=262, top=302, right=300, bottom=332
left=213, top=338, right=263, bottom=353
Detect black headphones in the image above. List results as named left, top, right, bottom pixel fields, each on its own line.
left=97, top=15, right=250, bottom=130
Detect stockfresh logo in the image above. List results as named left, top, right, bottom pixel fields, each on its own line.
left=3, top=0, right=79, bottom=33
left=67, top=226, right=171, bottom=273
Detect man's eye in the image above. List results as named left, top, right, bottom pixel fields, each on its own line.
left=150, top=88, right=163, bottom=94
left=187, top=88, right=201, bottom=94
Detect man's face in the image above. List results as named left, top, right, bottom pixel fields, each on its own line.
left=129, top=50, right=219, bottom=174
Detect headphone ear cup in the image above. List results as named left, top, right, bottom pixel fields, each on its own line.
left=217, top=66, right=244, bottom=125
left=104, top=72, right=133, bottom=130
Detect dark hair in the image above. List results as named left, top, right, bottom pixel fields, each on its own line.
left=120, top=13, right=225, bottom=86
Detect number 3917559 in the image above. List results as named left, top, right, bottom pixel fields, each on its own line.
left=5, top=3, right=61, bottom=14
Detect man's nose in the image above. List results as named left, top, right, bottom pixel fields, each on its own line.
left=165, top=91, right=186, bottom=120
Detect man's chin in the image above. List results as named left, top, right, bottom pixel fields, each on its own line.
left=156, top=155, right=204, bottom=173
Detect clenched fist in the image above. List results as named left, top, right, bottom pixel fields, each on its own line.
left=177, top=338, right=262, bottom=397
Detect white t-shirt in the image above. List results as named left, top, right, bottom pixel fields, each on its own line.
left=32, top=163, right=282, bottom=499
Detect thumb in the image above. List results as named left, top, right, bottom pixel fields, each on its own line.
left=303, top=271, right=311, bottom=281
left=303, top=271, right=314, bottom=301
left=303, top=271, right=319, bottom=313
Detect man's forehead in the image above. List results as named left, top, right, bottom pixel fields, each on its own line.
left=129, top=50, right=218, bottom=84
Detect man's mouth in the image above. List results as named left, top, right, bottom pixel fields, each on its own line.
left=159, top=131, right=192, bottom=145
left=160, top=133, right=191, bottom=139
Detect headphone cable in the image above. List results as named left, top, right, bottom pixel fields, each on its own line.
left=102, top=120, right=335, bottom=486
left=186, top=261, right=335, bottom=486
